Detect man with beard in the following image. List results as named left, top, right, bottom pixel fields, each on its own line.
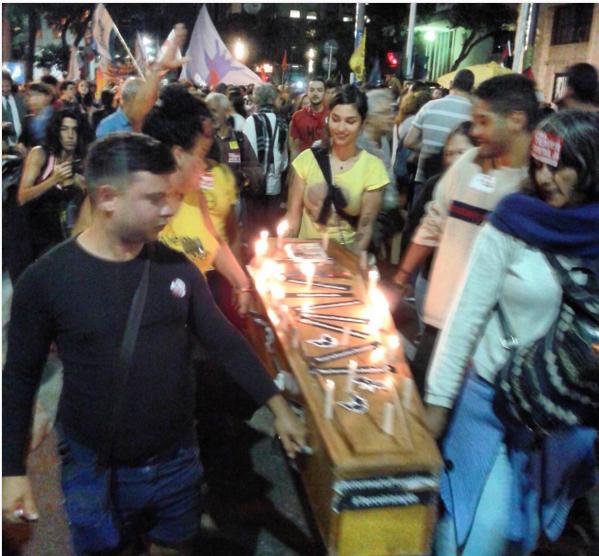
left=289, top=76, right=328, bottom=161
left=393, top=74, right=539, bottom=395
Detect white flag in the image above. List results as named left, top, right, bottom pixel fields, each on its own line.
left=134, top=33, right=148, bottom=75
left=180, top=6, right=262, bottom=87
left=65, top=46, right=82, bottom=81
left=92, top=3, right=116, bottom=66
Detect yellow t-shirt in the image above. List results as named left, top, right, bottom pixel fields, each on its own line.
left=292, top=149, right=389, bottom=246
left=199, top=163, right=238, bottom=243
left=159, top=190, right=220, bottom=274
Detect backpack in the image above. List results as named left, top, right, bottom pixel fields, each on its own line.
left=494, top=253, right=599, bottom=435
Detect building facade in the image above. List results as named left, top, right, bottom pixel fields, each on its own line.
left=532, top=4, right=599, bottom=103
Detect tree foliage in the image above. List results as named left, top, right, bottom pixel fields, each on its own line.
left=442, top=4, right=517, bottom=71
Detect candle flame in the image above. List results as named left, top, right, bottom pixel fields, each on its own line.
left=276, top=219, right=289, bottom=237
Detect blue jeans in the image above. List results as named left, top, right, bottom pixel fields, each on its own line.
left=434, top=443, right=532, bottom=556
left=57, top=425, right=202, bottom=555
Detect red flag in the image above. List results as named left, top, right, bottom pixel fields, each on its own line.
left=259, top=65, right=268, bottom=82
left=281, top=49, right=288, bottom=71
left=523, top=67, right=535, bottom=82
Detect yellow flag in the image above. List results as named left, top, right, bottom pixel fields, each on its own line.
left=349, top=29, right=366, bottom=81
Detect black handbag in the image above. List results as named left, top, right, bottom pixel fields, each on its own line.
left=67, top=248, right=152, bottom=552
left=494, top=253, right=599, bottom=435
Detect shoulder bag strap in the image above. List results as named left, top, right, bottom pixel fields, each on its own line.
left=98, top=247, right=152, bottom=467
left=311, top=147, right=359, bottom=229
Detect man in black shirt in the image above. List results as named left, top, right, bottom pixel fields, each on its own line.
left=2, top=133, right=306, bottom=555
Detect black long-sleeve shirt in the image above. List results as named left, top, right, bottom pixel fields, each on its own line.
left=3, top=238, right=278, bottom=475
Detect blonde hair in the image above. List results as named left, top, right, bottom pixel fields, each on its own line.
left=395, top=90, right=431, bottom=126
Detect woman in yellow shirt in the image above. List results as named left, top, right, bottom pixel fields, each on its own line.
left=142, top=84, right=251, bottom=319
left=285, top=85, right=389, bottom=253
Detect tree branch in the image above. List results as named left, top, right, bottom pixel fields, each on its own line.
left=450, top=31, right=495, bottom=72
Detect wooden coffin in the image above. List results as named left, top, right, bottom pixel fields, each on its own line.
left=244, top=239, right=443, bottom=556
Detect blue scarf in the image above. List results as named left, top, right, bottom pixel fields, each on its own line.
left=490, top=193, right=599, bottom=259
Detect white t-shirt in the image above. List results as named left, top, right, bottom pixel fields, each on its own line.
left=413, top=148, right=528, bottom=329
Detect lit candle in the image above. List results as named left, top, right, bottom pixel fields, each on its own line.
left=340, top=326, right=350, bottom=346
left=370, top=346, right=386, bottom=365
left=382, top=402, right=395, bottom=435
left=254, top=239, right=268, bottom=266
left=300, top=262, right=315, bottom=291
left=368, top=269, right=380, bottom=293
left=291, top=326, right=300, bottom=350
left=279, top=304, right=289, bottom=332
left=324, top=379, right=335, bottom=419
left=346, top=359, right=358, bottom=394
left=402, top=377, right=414, bottom=408
left=276, top=219, right=289, bottom=250
left=386, top=334, right=401, bottom=366
left=322, top=230, right=329, bottom=251
left=270, top=282, right=285, bottom=309
left=360, top=251, right=368, bottom=270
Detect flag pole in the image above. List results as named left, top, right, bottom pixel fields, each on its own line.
left=111, top=22, right=146, bottom=80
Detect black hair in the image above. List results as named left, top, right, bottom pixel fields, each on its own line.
left=231, top=95, right=248, bottom=119
left=325, top=79, right=337, bottom=89
left=28, top=82, right=54, bottom=97
left=2, top=70, right=13, bottom=85
left=530, top=110, right=599, bottom=203
left=329, top=84, right=368, bottom=121
left=84, top=132, right=176, bottom=194
left=446, top=120, right=474, bottom=144
left=566, top=63, right=598, bottom=103
left=44, top=109, right=91, bottom=159
left=475, top=74, right=539, bottom=131
left=452, top=69, right=474, bottom=93
left=142, top=83, right=211, bottom=151
left=100, top=89, right=115, bottom=109
left=59, top=80, right=75, bottom=92
left=40, top=75, right=58, bottom=88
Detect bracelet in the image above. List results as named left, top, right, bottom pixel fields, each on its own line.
left=236, top=286, right=254, bottom=293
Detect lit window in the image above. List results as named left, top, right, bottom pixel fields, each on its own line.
left=290, top=10, right=301, bottom=19
left=343, top=16, right=353, bottom=23
left=306, top=12, right=317, bottom=20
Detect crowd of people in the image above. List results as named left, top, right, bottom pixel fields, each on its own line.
left=2, top=34, right=599, bottom=556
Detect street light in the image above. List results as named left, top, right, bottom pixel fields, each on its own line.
left=307, top=48, right=316, bottom=60
left=233, top=39, right=248, bottom=61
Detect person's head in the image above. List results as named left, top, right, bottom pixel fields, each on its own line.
left=528, top=110, right=599, bottom=208
left=443, top=121, right=474, bottom=169
left=450, top=69, right=475, bottom=94
left=565, top=63, right=598, bottom=104
left=119, top=77, right=144, bottom=115
left=327, top=85, right=368, bottom=150
left=254, top=84, right=277, bottom=109
left=2, top=71, right=14, bottom=96
left=214, top=82, right=228, bottom=95
left=100, top=89, right=115, bottom=110
left=395, top=90, right=431, bottom=125
left=44, top=108, right=89, bottom=158
left=84, top=132, right=177, bottom=241
left=26, top=82, right=54, bottom=113
left=205, top=92, right=230, bottom=130
left=298, top=94, right=310, bottom=111
left=306, top=77, right=326, bottom=109
left=324, top=79, right=338, bottom=104
left=365, top=88, right=394, bottom=138
left=59, top=80, right=77, bottom=102
left=77, top=80, right=90, bottom=96
left=471, top=74, right=539, bottom=160
left=142, top=84, right=214, bottom=191
left=40, top=75, right=59, bottom=97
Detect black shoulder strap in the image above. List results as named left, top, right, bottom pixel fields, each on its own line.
left=98, top=246, right=152, bottom=467
left=310, top=147, right=359, bottom=229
